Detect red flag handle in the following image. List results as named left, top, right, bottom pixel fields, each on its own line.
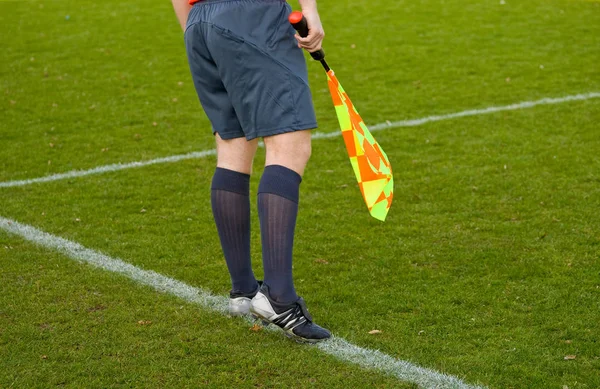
left=288, top=11, right=326, bottom=62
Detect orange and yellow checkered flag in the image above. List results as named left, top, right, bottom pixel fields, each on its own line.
left=327, top=70, right=394, bottom=221
left=288, top=11, right=393, bottom=221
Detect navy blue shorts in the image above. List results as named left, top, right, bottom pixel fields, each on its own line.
left=184, top=0, right=318, bottom=140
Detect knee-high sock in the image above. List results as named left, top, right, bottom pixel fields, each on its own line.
left=258, top=165, right=302, bottom=304
left=211, top=167, right=257, bottom=294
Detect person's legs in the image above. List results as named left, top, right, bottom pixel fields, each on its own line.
left=188, top=0, right=328, bottom=339
left=211, top=134, right=259, bottom=295
left=252, top=130, right=330, bottom=342
left=258, top=130, right=311, bottom=304
left=252, top=131, right=330, bottom=342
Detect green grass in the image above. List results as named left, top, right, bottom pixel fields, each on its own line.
left=1, top=0, right=599, bottom=388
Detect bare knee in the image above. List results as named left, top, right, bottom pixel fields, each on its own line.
left=264, top=130, right=312, bottom=176
left=289, top=140, right=312, bottom=165
left=215, top=133, right=258, bottom=175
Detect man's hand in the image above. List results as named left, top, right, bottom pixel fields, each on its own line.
left=294, top=7, right=325, bottom=53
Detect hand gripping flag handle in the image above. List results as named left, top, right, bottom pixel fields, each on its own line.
left=288, top=11, right=330, bottom=71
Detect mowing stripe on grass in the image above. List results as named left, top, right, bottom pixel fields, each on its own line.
left=1, top=91, right=598, bottom=189
left=0, top=215, right=486, bottom=389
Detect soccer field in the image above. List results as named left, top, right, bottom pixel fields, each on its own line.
left=1, top=0, right=599, bottom=387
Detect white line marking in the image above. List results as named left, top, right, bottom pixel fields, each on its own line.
left=0, top=149, right=217, bottom=189
left=0, top=216, right=486, bottom=389
left=312, top=91, right=600, bottom=137
left=1, top=91, right=598, bottom=189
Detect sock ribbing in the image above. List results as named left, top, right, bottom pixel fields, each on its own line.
left=258, top=165, right=302, bottom=304
left=211, top=168, right=257, bottom=294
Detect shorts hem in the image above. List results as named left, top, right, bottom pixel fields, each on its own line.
left=245, top=122, right=318, bottom=140
left=214, top=131, right=246, bottom=140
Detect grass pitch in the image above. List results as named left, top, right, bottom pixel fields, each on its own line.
left=1, top=0, right=599, bottom=388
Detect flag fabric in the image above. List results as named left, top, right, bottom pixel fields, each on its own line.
left=326, top=70, right=394, bottom=221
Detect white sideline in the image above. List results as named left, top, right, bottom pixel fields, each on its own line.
left=0, top=149, right=217, bottom=189
left=0, top=216, right=486, bottom=389
left=1, top=91, right=598, bottom=189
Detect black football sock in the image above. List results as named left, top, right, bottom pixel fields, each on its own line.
left=211, top=167, right=258, bottom=295
left=258, top=165, right=302, bottom=304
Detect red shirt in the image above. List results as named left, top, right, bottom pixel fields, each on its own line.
left=189, top=0, right=201, bottom=4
